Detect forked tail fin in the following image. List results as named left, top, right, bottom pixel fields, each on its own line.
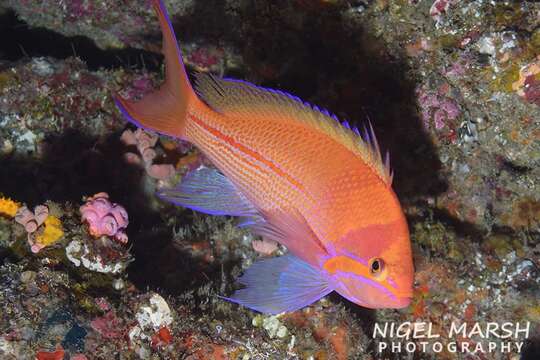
left=114, top=0, right=196, bottom=138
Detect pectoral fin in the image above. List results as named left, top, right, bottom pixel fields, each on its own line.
left=157, top=166, right=257, bottom=217
left=248, top=209, right=328, bottom=265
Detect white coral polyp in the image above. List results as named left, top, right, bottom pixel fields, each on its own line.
left=65, top=239, right=126, bottom=274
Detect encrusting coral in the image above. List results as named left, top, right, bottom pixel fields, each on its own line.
left=35, top=346, right=65, bottom=360
left=0, top=197, right=20, bottom=218
left=35, top=215, right=64, bottom=251
left=512, top=55, right=540, bottom=106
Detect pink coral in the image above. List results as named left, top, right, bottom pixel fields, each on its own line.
left=430, top=0, right=458, bottom=22
left=66, top=0, right=92, bottom=21
left=147, top=164, right=176, bottom=180
left=186, top=45, right=224, bottom=72
left=523, top=75, right=540, bottom=106
left=433, top=100, right=460, bottom=129
left=90, top=310, right=124, bottom=339
left=70, top=355, right=89, bottom=360
left=121, top=128, right=158, bottom=157
left=95, top=297, right=111, bottom=312
left=15, top=205, right=48, bottom=233
left=123, top=75, right=154, bottom=101
left=80, top=192, right=129, bottom=244
left=121, top=128, right=175, bottom=181
left=252, top=238, right=279, bottom=256
left=14, top=204, right=57, bottom=253
left=444, top=54, right=473, bottom=77
left=512, top=56, right=540, bottom=106
left=417, top=86, right=461, bottom=134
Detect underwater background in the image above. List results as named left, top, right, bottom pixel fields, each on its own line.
left=0, top=0, right=538, bottom=359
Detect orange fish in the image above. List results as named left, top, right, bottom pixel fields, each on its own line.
left=115, top=0, right=413, bottom=314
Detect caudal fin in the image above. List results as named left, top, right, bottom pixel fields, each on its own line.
left=114, top=0, right=195, bottom=138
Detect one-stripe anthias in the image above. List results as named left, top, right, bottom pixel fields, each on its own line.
left=115, top=0, right=414, bottom=314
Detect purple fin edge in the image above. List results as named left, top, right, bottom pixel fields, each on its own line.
left=220, top=254, right=334, bottom=314
left=216, top=76, right=391, bottom=173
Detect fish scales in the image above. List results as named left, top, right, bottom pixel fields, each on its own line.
left=114, top=0, right=414, bottom=314
left=187, top=105, right=397, bottom=245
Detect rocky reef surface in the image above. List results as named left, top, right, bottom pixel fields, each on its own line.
left=0, top=0, right=539, bottom=359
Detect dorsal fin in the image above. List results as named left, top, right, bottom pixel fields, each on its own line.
left=195, top=73, right=393, bottom=185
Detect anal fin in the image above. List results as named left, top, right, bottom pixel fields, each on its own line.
left=222, top=254, right=334, bottom=314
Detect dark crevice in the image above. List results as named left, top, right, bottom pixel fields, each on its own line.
left=231, top=2, right=447, bottom=199
left=0, top=9, right=162, bottom=71
left=0, top=129, right=240, bottom=296
left=429, top=208, right=486, bottom=240
left=499, top=158, right=533, bottom=175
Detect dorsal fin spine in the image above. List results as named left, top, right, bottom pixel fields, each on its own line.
left=195, top=74, right=392, bottom=184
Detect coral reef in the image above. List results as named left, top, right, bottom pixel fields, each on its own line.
left=0, top=0, right=538, bottom=359
left=513, top=56, right=540, bottom=106
left=129, top=293, right=174, bottom=357
left=4, top=0, right=197, bottom=50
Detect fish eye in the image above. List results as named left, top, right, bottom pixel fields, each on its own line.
left=369, top=258, right=384, bottom=276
